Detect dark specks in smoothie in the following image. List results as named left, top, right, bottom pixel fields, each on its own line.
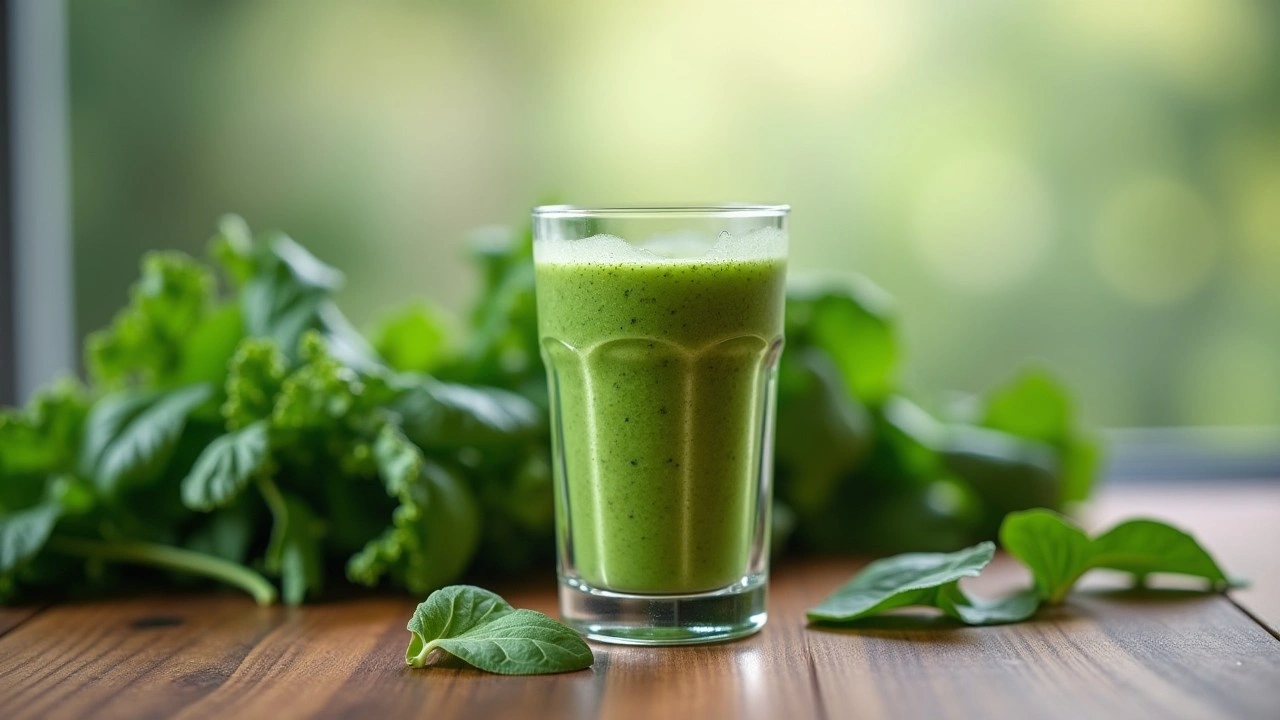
left=630, top=317, right=637, bottom=325
left=535, top=248, right=785, bottom=592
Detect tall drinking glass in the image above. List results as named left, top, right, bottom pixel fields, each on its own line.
left=532, top=205, right=788, bottom=645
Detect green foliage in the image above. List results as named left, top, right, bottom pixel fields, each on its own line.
left=79, top=384, right=213, bottom=493
left=0, top=214, right=1106, bottom=605
left=261, top=481, right=325, bottom=606
left=181, top=421, right=269, bottom=511
left=1001, top=509, right=1233, bottom=603
left=346, top=424, right=480, bottom=595
left=809, top=509, right=1236, bottom=626
left=405, top=585, right=593, bottom=674
left=369, top=303, right=453, bottom=375
left=86, top=252, right=218, bottom=388
left=805, top=541, right=1039, bottom=626
left=786, top=274, right=899, bottom=406
left=806, top=543, right=996, bottom=623
left=222, top=339, right=287, bottom=430
left=981, top=368, right=1101, bottom=503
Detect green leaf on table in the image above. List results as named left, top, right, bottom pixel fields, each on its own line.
left=999, top=509, right=1236, bottom=604
left=807, top=542, right=995, bottom=623
left=181, top=421, right=270, bottom=511
left=936, top=585, right=1041, bottom=626
left=998, top=509, right=1093, bottom=603
left=80, top=384, right=214, bottom=493
left=405, top=585, right=592, bottom=675
left=1089, top=519, right=1232, bottom=588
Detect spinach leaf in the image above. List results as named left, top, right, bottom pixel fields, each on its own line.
left=1089, top=519, right=1232, bottom=587
left=786, top=274, right=899, bottom=406
left=240, top=231, right=341, bottom=358
left=80, top=384, right=214, bottom=493
left=980, top=368, right=1100, bottom=503
left=939, top=425, right=1060, bottom=538
left=406, top=585, right=592, bottom=675
left=998, top=509, right=1093, bottom=603
left=936, top=585, right=1041, bottom=625
left=368, top=303, right=453, bottom=374
left=807, top=542, right=995, bottom=623
left=181, top=421, right=270, bottom=511
left=174, top=305, right=246, bottom=387
left=1000, top=509, right=1235, bottom=603
left=231, top=226, right=379, bottom=369
left=394, top=376, right=542, bottom=451
left=443, top=225, right=542, bottom=394
left=774, top=348, right=873, bottom=516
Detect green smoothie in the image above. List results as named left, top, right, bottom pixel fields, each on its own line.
left=535, top=232, right=786, bottom=594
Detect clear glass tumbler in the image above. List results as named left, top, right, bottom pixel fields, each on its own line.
left=532, top=204, right=788, bottom=645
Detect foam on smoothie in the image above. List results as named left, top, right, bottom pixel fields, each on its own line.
left=535, top=227, right=787, bottom=266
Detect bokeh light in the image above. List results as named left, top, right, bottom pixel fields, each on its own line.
left=67, top=0, right=1280, bottom=428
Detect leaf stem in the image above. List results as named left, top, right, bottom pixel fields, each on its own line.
left=47, top=536, right=278, bottom=605
left=257, top=474, right=288, bottom=524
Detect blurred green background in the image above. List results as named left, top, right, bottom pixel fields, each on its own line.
left=69, top=0, right=1280, bottom=429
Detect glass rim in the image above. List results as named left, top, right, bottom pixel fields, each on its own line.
left=532, top=203, right=790, bottom=220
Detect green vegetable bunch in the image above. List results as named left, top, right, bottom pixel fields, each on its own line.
left=0, top=215, right=1099, bottom=604
left=1, top=217, right=547, bottom=604
left=774, top=276, right=1099, bottom=554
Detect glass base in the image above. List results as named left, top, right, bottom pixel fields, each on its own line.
left=558, top=574, right=767, bottom=646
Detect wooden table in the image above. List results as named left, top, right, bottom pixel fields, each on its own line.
left=1, top=484, right=1277, bottom=720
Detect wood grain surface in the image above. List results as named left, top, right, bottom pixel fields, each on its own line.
left=0, top=484, right=1276, bottom=720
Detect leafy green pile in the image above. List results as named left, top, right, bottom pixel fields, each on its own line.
left=807, top=509, right=1236, bottom=626
left=0, top=216, right=1098, bottom=604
